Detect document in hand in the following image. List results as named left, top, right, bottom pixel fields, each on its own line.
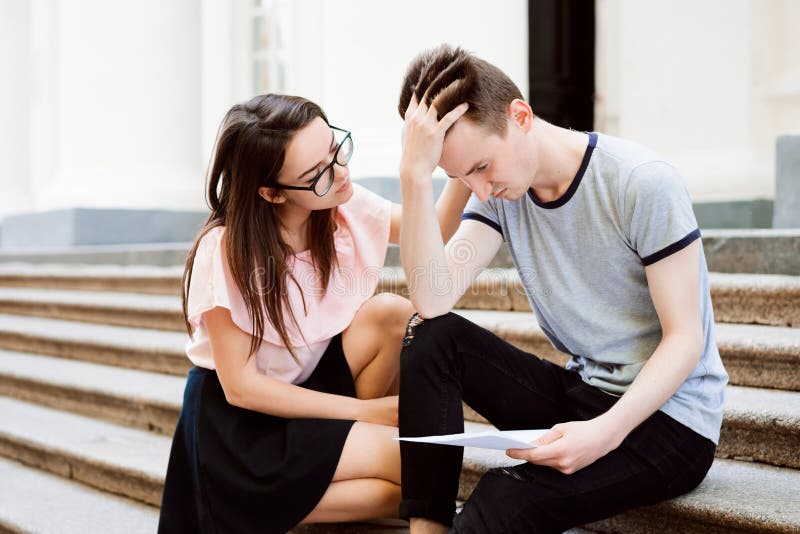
left=396, top=429, right=547, bottom=451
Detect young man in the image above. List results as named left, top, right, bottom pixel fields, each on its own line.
left=396, top=44, right=728, bottom=533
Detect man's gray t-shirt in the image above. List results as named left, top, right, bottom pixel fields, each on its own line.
left=462, top=132, right=728, bottom=444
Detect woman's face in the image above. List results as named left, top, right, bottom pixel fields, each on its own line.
left=268, top=117, right=354, bottom=210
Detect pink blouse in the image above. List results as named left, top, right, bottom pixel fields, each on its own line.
left=185, top=183, right=392, bottom=384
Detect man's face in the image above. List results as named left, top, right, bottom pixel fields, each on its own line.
left=439, top=117, right=534, bottom=202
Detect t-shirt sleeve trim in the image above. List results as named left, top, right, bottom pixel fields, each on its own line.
left=461, top=212, right=503, bottom=237
left=641, top=228, right=701, bottom=266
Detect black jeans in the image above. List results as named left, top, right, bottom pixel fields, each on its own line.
left=398, top=313, right=716, bottom=533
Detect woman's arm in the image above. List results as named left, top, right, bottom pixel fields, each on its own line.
left=388, top=177, right=472, bottom=245
left=205, top=306, right=397, bottom=425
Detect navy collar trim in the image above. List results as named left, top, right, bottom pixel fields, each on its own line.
left=527, top=131, right=597, bottom=209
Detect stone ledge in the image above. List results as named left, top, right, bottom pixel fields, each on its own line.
left=1, top=228, right=799, bottom=274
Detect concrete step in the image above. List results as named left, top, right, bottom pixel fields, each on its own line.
left=0, top=456, right=158, bottom=533
left=0, top=287, right=181, bottom=331
left=0, top=396, right=169, bottom=507
left=0, top=263, right=183, bottom=295
left=379, top=268, right=800, bottom=327
left=0, top=313, right=189, bottom=376
left=0, top=350, right=183, bottom=435
left=1, top=347, right=798, bottom=470
left=453, top=309, right=800, bottom=392
left=459, top=421, right=800, bottom=533
left=2, top=266, right=799, bottom=328
left=708, top=272, right=800, bottom=327
left=1, top=302, right=798, bottom=393
left=2, top=394, right=797, bottom=533
left=697, top=229, right=800, bottom=276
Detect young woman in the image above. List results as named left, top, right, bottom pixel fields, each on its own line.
left=157, top=94, right=469, bottom=533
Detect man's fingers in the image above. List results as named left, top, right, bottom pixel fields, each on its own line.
left=425, top=101, right=440, bottom=122
left=405, top=92, right=420, bottom=119
left=534, top=427, right=563, bottom=447
left=437, top=102, right=470, bottom=132
left=505, top=448, right=534, bottom=461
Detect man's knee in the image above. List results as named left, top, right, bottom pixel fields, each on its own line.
left=399, top=312, right=465, bottom=370
left=401, top=311, right=468, bottom=347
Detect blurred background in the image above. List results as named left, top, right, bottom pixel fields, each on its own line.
left=1, top=0, right=799, bottom=254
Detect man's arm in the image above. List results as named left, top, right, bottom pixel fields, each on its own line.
left=397, top=96, right=502, bottom=317
left=388, top=177, right=472, bottom=245
left=508, top=240, right=704, bottom=474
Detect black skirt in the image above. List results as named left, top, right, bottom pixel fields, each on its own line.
left=158, top=333, right=357, bottom=534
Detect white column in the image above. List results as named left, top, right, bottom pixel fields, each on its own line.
left=33, top=0, right=204, bottom=211
left=0, top=1, right=33, bottom=218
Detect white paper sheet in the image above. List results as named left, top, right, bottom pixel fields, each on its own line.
left=396, top=429, right=547, bottom=450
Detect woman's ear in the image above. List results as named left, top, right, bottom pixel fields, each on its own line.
left=258, top=186, right=287, bottom=204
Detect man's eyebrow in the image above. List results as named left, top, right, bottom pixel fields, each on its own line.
left=446, top=160, right=484, bottom=180
left=296, top=131, right=336, bottom=181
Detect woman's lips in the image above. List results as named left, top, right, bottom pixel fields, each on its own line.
left=336, top=180, right=351, bottom=194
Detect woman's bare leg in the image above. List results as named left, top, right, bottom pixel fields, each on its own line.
left=301, top=478, right=400, bottom=523
left=301, top=294, right=412, bottom=525
left=341, top=293, right=414, bottom=399
left=300, top=422, right=401, bottom=523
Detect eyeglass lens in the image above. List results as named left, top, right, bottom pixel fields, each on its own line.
left=313, top=131, right=353, bottom=196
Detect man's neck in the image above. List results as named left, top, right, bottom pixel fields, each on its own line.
left=528, top=120, right=589, bottom=204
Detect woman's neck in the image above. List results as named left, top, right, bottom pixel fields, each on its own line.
left=278, top=203, right=312, bottom=253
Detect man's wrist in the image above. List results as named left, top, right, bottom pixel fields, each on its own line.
left=399, top=164, right=434, bottom=183
left=596, top=408, right=634, bottom=445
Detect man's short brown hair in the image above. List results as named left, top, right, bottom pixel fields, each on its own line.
left=398, top=44, right=525, bottom=135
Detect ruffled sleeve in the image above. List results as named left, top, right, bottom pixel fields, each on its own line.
left=186, top=183, right=392, bottom=351
left=185, top=226, right=240, bottom=330
left=335, top=182, right=392, bottom=272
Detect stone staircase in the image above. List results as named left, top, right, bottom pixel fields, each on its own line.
left=0, top=244, right=798, bottom=533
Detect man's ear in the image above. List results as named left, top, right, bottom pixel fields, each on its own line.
left=508, top=99, right=534, bottom=132
left=258, top=186, right=287, bottom=204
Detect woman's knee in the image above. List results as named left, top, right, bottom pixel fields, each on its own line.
left=362, top=293, right=415, bottom=337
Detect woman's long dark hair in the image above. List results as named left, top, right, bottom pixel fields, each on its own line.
left=182, top=94, right=338, bottom=363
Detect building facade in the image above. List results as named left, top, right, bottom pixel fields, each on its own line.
left=1, top=0, right=798, bottom=248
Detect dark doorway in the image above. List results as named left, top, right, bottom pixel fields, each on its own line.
left=528, top=0, right=595, bottom=131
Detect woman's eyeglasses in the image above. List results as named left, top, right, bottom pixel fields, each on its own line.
left=272, top=125, right=353, bottom=197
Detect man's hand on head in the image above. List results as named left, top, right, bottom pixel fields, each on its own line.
left=399, top=91, right=468, bottom=181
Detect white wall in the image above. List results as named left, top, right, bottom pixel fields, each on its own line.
left=0, top=1, right=32, bottom=217
left=595, top=0, right=800, bottom=202
left=3, top=0, right=797, bottom=220
left=9, top=0, right=204, bottom=215
left=284, top=0, right=529, bottom=182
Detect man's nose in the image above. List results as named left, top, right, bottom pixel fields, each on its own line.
left=463, top=176, right=492, bottom=202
